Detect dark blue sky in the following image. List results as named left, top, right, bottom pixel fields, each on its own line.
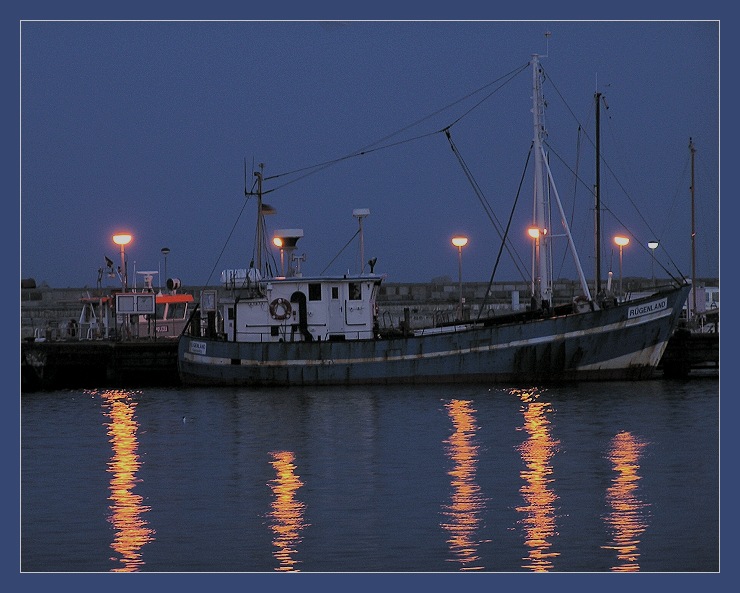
left=20, top=20, right=719, bottom=289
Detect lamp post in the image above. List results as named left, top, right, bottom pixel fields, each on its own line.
left=614, top=235, right=630, bottom=300
left=451, top=236, right=468, bottom=321
left=273, top=237, right=285, bottom=276
left=161, top=247, right=170, bottom=291
left=648, top=240, right=658, bottom=287
left=113, top=233, right=132, bottom=292
left=528, top=227, right=540, bottom=306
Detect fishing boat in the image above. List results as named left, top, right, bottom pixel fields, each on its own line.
left=75, top=271, right=194, bottom=341
left=177, top=54, right=691, bottom=386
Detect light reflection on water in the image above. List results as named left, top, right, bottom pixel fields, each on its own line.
left=267, top=450, right=308, bottom=572
left=441, top=399, right=487, bottom=571
left=20, top=380, right=718, bottom=572
left=602, top=431, right=649, bottom=572
left=99, top=389, right=155, bottom=572
left=513, top=388, right=560, bottom=572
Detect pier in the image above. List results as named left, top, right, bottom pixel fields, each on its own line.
left=22, top=340, right=179, bottom=392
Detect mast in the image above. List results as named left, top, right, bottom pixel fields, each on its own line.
left=531, top=54, right=552, bottom=308
left=595, top=92, right=602, bottom=295
left=689, top=137, right=697, bottom=321
left=530, top=55, right=592, bottom=307
left=250, top=160, right=269, bottom=273
left=254, top=164, right=264, bottom=273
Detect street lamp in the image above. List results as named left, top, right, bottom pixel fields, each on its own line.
left=648, top=240, right=658, bottom=287
left=452, top=236, right=468, bottom=321
left=113, top=233, right=132, bottom=292
left=614, top=235, right=630, bottom=300
left=161, top=247, right=170, bottom=291
left=528, top=227, right=540, bottom=305
left=273, top=237, right=285, bottom=276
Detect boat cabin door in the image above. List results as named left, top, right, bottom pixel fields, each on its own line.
left=327, top=285, right=344, bottom=337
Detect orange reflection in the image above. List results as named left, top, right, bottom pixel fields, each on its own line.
left=267, top=450, right=308, bottom=572
left=514, top=388, right=559, bottom=572
left=441, top=399, right=487, bottom=570
left=602, top=431, right=649, bottom=572
left=99, top=389, right=155, bottom=572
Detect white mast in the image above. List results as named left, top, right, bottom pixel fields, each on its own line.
left=531, top=54, right=553, bottom=308
left=530, top=54, right=592, bottom=307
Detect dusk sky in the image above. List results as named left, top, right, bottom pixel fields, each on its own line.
left=20, top=20, right=719, bottom=290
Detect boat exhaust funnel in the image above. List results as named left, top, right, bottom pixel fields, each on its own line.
left=273, top=229, right=304, bottom=277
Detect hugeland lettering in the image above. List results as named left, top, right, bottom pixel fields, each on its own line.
left=628, top=298, right=668, bottom=319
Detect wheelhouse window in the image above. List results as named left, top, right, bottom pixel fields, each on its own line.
left=309, top=283, right=322, bottom=301
left=349, top=282, right=362, bottom=300
left=331, top=286, right=339, bottom=300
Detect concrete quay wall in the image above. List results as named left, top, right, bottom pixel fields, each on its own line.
left=21, top=277, right=715, bottom=339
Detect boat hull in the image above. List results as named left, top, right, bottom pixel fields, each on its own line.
left=178, top=285, right=690, bottom=386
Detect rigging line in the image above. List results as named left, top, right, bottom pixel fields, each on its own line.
left=542, top=65, right=664, bottom=245
left=599, top=110, right=663, bottom=244
left=203, top=194, right=254, bottom=287
left=259, top=215, right=279, bottom=277
left=320, top=229, right=360, bottom=275
left=255, top=63, right=531, bottom=193
left=600, top=203, right=684, bottom=285
left=538, top=138, right=674, bottom=282
left=556, top=125, right=583, bottom=279
left=582, top=109, right=687, bottom=284
left=476, top=146, right=534, bottom=320
left=444, top=130, right=504, bottom=234
left=444, top=128, right=529, bottom=280
left=540, top=63, right=596, bottom=148
left=444, top=63, right=529, bottom=131
left=446, top=130, right=529, bottom=277
left=541, top=139, right=595, bottom=202
left=260, top=130, right=441, bottom=195
left=659, top=152, right=691, bottom=248
left=542, top=136, right=670, bottom=279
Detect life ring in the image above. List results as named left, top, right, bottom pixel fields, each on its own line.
left=270, top=297, right=292, bottom=320
left=573, top=295, right=592, bottom=313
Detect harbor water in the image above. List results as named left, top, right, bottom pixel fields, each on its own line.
left=20, top=378, right=719, bottom=574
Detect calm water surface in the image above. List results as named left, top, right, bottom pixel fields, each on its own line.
left=20, top=379, right=719, bottom=573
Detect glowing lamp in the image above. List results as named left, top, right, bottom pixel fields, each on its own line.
left=614, top=236, right=630, bottom=247
left=112, top=233, right=133, bottom=294
left=451, top=236, right=468, bottom=321
left=613, top=235, right=630, bottom=299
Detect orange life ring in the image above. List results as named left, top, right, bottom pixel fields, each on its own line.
left=270, top=297, right=292, bottom=320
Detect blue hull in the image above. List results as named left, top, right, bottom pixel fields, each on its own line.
left=178, top=285, right=690, bottom=386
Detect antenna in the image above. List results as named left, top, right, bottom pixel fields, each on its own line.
left=544, top=30, right=551, bottom=57
left=353, top=208, right=370, bottom=273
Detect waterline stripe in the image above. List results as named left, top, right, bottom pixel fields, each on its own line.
left=183, top=307, right=675, bottom=368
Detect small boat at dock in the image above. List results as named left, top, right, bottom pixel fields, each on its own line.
left=35, top=269, right=195, bottom=343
